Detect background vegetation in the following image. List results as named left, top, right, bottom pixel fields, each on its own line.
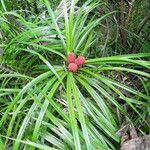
left=0, top=0, right=150, bottom=149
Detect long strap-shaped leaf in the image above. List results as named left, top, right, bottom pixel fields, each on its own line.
left=67, top=73, right=81, bottom=150
left=5, top=75, right=57, bottom=149
left=29, top=91, right=73, bottom=147
left=0, top=0, right=7, bottom=11
left=93, top=67, right=150, bottom=78
left=70, top=73, right=93, bottom=150
left=44, top=0, right=66, bottom=50
left=82, top=69, right=150, bottom=101
left=84, top=70, right=149, bottom=123
left=24, top=48, right=65, bottom=88
left=0, top=134, right=58, bottom=150
left=0, top=71, right=52, bottom=128
left=76, top=76, right=119, bottom=142
left=31, top=73, right=67, bottom=150
left=78, top=91, right=117, bottom=150
left=19, top=42, right=66, bottom=59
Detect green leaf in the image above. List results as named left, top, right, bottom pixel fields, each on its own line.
left=67, top=73, right=81, bottom=150
left=70, top=73, right=92, bottom=150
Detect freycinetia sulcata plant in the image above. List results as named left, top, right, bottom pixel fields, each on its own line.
left=0, top=0, right=149, bottom=150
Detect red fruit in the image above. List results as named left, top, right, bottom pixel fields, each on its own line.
left=68, top=63, right=78, bottom=72
left=67, top=52, right=76, bottom=63
left=75, top=56, right=85, bottom=66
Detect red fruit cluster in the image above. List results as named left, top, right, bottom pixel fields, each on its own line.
left=67, top=52, right=85, bottom=72
left=67, top=52, right=76, bottom=64
left=75, top=56, right=85, bottom=66
left=68, top=63, right=78, bottom=72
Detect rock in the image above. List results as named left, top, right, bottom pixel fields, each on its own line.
left=121, top=135, right=150, bottom=150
